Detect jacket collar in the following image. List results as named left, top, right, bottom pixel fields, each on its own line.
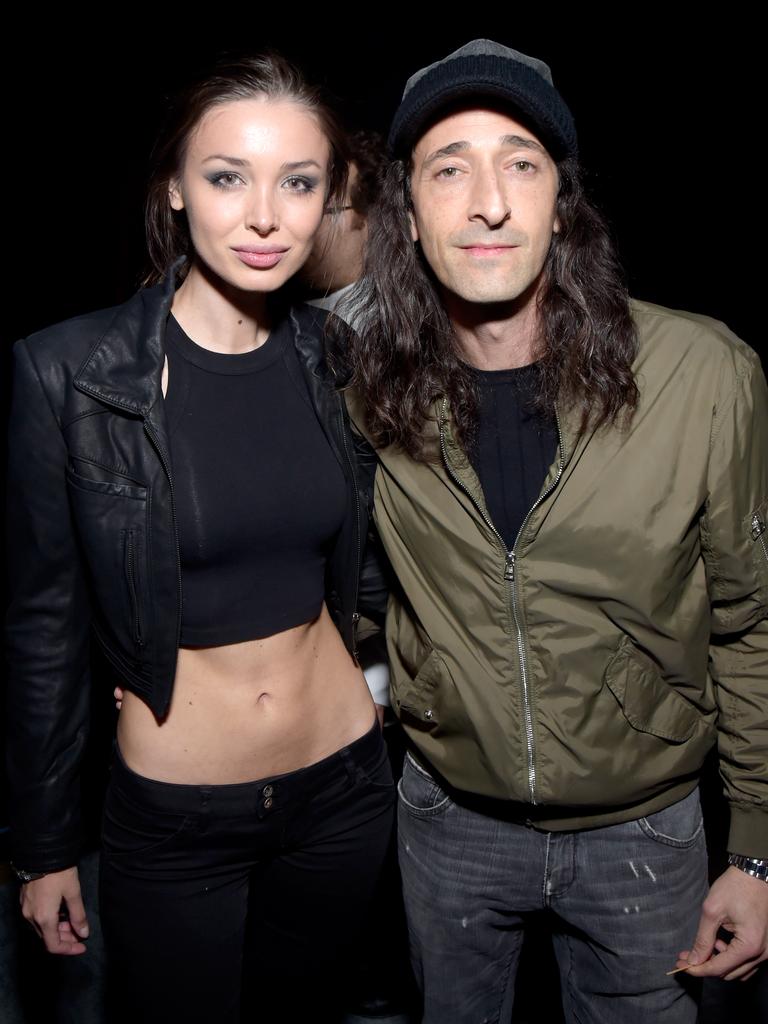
left=73, top=256, right=185, bottom=417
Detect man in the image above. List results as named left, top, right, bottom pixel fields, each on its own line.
left=344, top=40, right=768, bottom=1023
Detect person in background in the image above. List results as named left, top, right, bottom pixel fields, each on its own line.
left=300, top=130, right=386, bottom=319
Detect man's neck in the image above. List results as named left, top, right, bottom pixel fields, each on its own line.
left=444, top=291, right=541, bottom=370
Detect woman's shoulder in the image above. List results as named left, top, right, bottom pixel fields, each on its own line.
left=19, top=287, right=149, bottom=368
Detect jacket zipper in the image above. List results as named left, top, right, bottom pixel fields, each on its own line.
left=752, top=513, right=768, bottom=565
left=338, top=405, right=362, bottom=659
left=439, top=397, right=566, bottom=804
left=143, top=421, right=183, bottom=652
left=123, top=529, right=144, bottom=648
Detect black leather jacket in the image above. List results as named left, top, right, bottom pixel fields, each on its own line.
left=5, top=260, right=386, bottom=872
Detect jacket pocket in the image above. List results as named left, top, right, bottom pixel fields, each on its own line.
left=66, top=467, right=151, bottom=658
left=604, top=635, right=700, bottom=743
left=123, top=529, right=145, bottom=649
left=396, top=648, right=443, bottom=729
left=66, top=466, right=147, bottom=501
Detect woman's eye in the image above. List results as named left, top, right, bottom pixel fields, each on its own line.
left=514, top=160, right=534, bottom=172
left=436, top=166, right=460, bottom=179
left=283, top=176, right=317, bottom=194
left=208, top=172, right=242, bottom=189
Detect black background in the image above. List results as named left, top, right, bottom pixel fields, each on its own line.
left=1, top=18, right=765, bottom=1021
left=4, top=17, right=762, bottom=359
left=2, top=7, right=763, bottom=861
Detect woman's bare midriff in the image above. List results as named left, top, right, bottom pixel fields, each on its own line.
left=117, top=603, right=375, bottom=784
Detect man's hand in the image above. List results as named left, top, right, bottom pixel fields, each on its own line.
left=676, top=866, right=768, bottom=980
left=20, top=866, right=89, bottom=955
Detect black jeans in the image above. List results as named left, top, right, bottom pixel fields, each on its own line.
left=99, top=720, right=395, bottom=1024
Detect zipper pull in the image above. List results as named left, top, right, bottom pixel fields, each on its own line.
left=351, top=611, right=361, bottom=660
left=504, top=552, right=515, bottom=582
left=751, top=513, right=766, bottom=540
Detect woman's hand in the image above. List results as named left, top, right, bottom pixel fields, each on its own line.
left=114, top=686, right=124, bottom=711
left=20, top=866, right=89, bottom=955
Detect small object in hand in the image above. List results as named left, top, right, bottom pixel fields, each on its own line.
left=665, top=964, right=692, bottom=975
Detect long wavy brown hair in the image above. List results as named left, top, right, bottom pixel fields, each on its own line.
left=340, top=155, right=639, bottom=460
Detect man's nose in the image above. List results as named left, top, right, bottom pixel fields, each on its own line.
left=467, top=170, right=511, bottom=229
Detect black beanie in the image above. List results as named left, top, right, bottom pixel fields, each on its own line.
left=388, top=39, right=577, bottom=161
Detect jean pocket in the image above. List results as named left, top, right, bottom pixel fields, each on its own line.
left=397, top=752, right=453, bottom=817
left=102, top=783, right=192, bottom=861
left=637, top=788, right=704, bottom=848
left=349, top=734, right=395, bottom=791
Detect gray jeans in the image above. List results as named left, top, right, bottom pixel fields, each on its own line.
left=397, top=753, right=708, bottom=1024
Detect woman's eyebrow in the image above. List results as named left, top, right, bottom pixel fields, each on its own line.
left=281, top=160, right=323, bottom=171
left=202, top=154, right=250, bottom=166
left=200, top=155, right=323, bottom=171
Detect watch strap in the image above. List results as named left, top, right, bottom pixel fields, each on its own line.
left=727, top=853, right=768, bottom=882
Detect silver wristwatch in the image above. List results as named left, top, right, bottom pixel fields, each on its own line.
left=10, top=863, right=47, bottom=883
left=727, top=853, right=768, bottom=882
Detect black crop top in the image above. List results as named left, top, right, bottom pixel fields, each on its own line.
left=163, top=312, right=347, bottom=646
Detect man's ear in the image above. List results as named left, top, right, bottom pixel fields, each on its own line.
left=169, top=179, right=185, bottom=212
left=409, top=209, right=419, bottom=244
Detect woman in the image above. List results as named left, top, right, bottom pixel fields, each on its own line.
left=6, top=53, right=394, bottom=1024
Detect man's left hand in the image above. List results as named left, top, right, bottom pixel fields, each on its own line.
left=676, top=866, right=768, bottom=980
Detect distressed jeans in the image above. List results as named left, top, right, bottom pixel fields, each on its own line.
left=397, top=752, right=708, bottom=1024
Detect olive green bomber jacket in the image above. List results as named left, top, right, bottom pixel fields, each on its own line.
left=348, top=299, right=768, bottom=856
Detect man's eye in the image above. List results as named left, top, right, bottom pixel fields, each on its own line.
left=436, top=167, right=460, bottom=179
left=514, top=161, right=534, bottom=172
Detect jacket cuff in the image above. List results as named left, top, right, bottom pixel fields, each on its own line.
left=728, top=803, right=768, bottom=858
left=10, top=834, right=83, bottom=876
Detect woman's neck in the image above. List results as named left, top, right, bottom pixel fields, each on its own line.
left=170, top=260, right=273, bottom=354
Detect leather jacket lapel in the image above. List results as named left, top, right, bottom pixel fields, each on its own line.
left=73, top=257, right=184, bottom=417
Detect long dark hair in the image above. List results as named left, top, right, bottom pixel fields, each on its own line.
left=342, top=156, right=638, bottom=461
left=142, top=52, right=349, bottom=286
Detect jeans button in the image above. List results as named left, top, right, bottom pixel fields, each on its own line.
left=264, top=797, right=274, bottom=810
left=263, top=784, right=274, bottom=798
